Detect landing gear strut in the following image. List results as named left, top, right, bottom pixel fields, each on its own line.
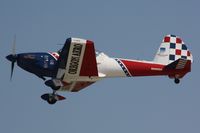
left=45, top=79, right=61, bottom=91
left=174, top=78, right=180, bottom=84
left=41, top=79, right=66, bottom=104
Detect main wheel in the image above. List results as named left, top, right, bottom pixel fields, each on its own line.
left=47, top=96, right=57, bottom=104
left=174, top=78, right=180, bottom=84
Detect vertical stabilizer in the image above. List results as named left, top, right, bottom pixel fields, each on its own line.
left=153, top=35, right=193, bottom=65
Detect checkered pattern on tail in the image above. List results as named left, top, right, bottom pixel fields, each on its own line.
left=163, top=35, right=192, bottom=63
left=154, top=35, right=193, bottom=65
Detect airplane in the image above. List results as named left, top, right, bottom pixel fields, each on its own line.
left=6, top=34, right=193, bottom=104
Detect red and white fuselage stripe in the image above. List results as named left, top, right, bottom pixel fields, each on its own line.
left=96, top=53, right=190, bottom=79
left=119, top=59, right=190, bottom=77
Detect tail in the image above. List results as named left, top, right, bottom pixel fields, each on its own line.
left=153, top=35, right=193, bottom=65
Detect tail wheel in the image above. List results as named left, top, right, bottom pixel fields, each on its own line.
left=174, top=78, right=180, bottom=84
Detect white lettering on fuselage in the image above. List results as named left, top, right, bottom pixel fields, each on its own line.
left=68, top=44, right=82, bottom=74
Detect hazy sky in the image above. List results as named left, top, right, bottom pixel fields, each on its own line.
left=1, top=0, right=200, bottom=133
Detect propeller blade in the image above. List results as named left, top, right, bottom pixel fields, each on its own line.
left=6, top=35, right=17, bottom=81
left=10, top=61, right=15, bottom=81
left=12, top=35, right=16, bottom=55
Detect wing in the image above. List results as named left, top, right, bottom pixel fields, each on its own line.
left=56, top=38, right=99, bottom=92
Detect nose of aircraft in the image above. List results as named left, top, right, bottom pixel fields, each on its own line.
left=6, top=54, right=18, bottom=62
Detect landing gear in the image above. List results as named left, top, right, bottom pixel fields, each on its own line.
left=47, top=97, right=57, bottom=104
left=174, top=78, right=180, bottom=84
left=47, top=94, right=57, bottom=104
left=41, top=93, right=57, bottom=104
left=41, top=79, right=66, bottom=104
left=41, top=92, right=66, bottom=105
left=45, top=79, right=62, bottom=91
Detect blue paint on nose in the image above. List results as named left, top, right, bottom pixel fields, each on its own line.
left=16, top=53, right=58, bottom=78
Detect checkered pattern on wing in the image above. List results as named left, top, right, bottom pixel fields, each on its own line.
left=163, top=35, right=192, bottom=62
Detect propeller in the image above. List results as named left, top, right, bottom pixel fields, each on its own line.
left=6, top=35, right=18, bottom=81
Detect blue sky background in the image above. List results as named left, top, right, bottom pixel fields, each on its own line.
left=0, top=0, right=200, bottom=133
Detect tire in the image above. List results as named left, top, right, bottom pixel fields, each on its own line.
left=47, top=97, right=57, bottom=104
left=174, top=78, right=180, bottom=84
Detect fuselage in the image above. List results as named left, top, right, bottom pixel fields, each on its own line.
left=96, top=52, right=190, bottom=78
left=14, top=51, right=191, bottom=81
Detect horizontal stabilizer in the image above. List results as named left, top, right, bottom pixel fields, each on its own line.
left=165, top=58, right=188, bottom=70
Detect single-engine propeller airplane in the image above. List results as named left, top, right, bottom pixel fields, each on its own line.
left=6, top=35, right=193, bottom=104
